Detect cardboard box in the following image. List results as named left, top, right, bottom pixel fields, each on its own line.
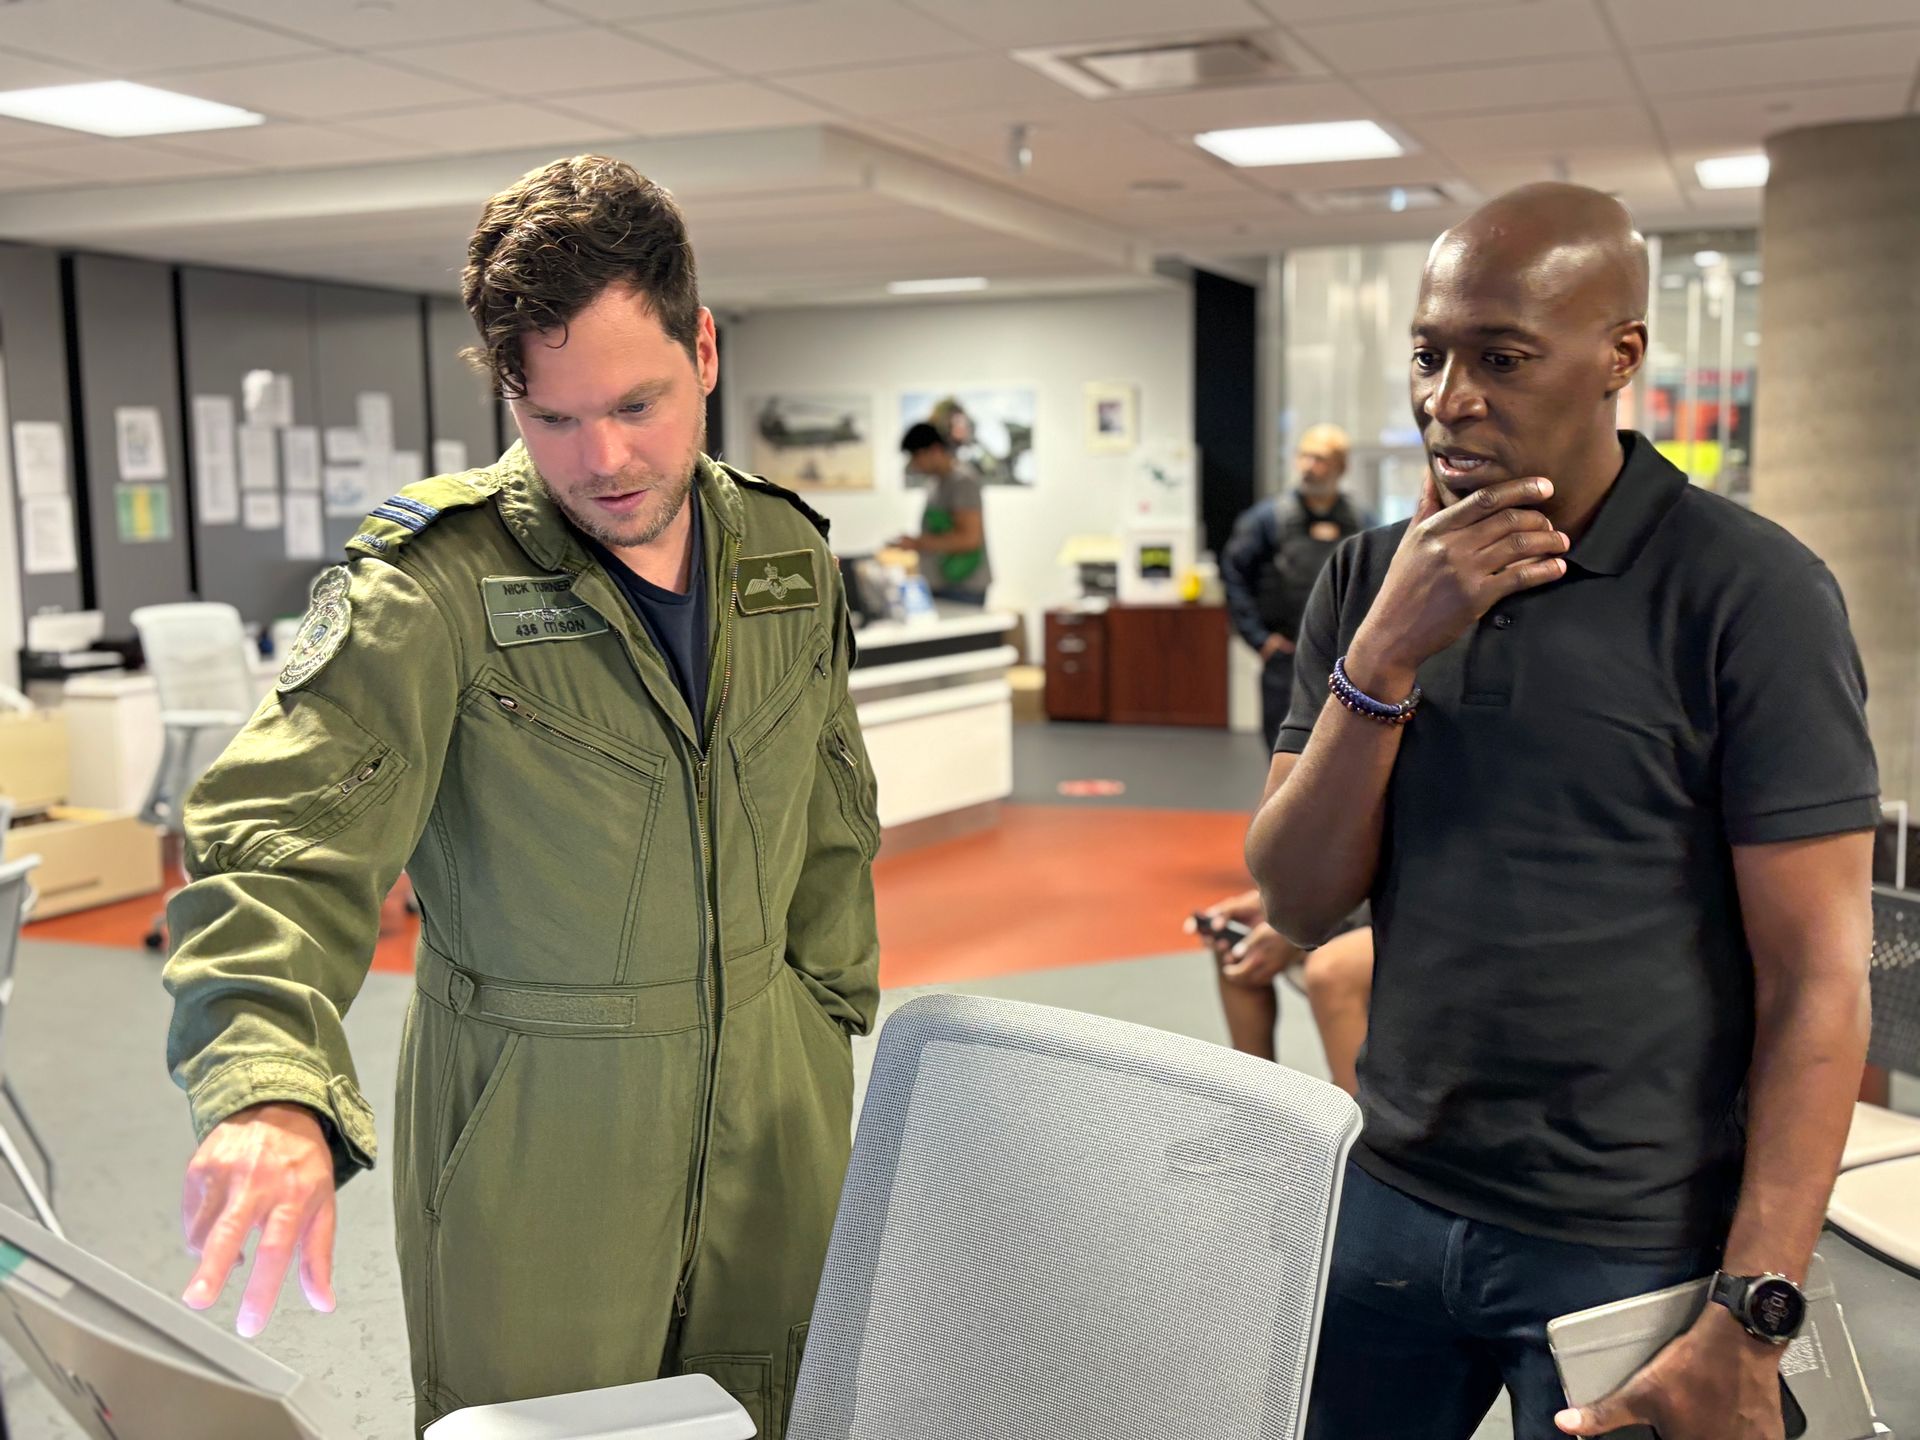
left=1008, top=665, right=1046, bottom=725
left=0, top=711, right=69, bottom=815
left=5, top=807, right=163, bottom=919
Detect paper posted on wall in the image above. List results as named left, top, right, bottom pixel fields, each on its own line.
left=192, top=396, right=240, bottom=526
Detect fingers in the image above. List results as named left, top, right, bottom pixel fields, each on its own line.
left=183, top=1196, right=259, bottom=1312
left=181, top=1162, right=229, bottom=1258
left=1427, top=477, right=1552, bottom=533
left=1491, top=555, right=1569, bottom=597
left=298, top=1192, right=338, bottom=1314
left=1555, top=1391, right=1651, bottom=1436
left=1477, top=525, right=1570, bottom=567
left=1413, top=470, right=1444, bottom=524
left=237, top=1203, right=306, bottom=1338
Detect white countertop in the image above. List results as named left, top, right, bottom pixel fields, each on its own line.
left=853, top=609, right=1018, bottom=652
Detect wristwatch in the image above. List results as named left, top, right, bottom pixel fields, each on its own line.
left=1709, top=1271, right=1807, bottom=1345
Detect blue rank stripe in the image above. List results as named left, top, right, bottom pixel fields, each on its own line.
left=369, top=504, right=429, bottom=533
left=382, top=494, right=440, bottom=523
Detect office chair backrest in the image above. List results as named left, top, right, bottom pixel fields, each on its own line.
left=1869, top=886, right=1920, bottom=1077
left=789, top=994, right=1362, bottom=1440
left=129, top=603, right=257, bottom=718
left=0, top=855, right=42, bottom=1068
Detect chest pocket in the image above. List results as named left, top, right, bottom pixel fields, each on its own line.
left=722, top=632, right=832, bottom=959
left=436, top=668, right=667, bottom=986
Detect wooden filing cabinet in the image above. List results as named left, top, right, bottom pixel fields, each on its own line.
left=1044, top=610, right=1108, bottom=721
left=1104, top=604, right=1229, bottom=728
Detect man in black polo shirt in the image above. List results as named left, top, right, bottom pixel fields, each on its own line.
left=1250, top=184, right=1878, bottom=1440
left=1221, top=423, right=1372, bottom=751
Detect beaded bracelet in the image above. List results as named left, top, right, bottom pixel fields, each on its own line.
left=1330, top=655, right=1422, bottom=726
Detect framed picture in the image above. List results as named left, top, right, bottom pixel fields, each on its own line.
left=1085, top=381, right=1138, bottom=454
left=899, top=386, right=1037, bottom=486
left=747, top=392, right=876, bottom=491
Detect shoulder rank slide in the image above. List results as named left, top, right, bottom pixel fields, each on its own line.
left=348, top=470, right=500, bottom=558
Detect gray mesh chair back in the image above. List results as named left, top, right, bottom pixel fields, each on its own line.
left=790, top=994, right=1362, bottom=1440
left=1869, top=886, right=1920, bottom=1075
left=0, top=853, right=58, bottom=1235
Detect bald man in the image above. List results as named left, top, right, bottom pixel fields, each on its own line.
left=1248, top=184, right=1877, bottom=1440
left=1222, top=423, right=1372, bottom=751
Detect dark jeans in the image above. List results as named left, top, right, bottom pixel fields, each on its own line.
left=1307, top=1162, right=1718, bottom=1440
left=1261, top=649, right=1294, bottom=752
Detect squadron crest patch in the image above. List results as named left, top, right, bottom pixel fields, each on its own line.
left=277, top=566, right=352, bottom=692
left=735, top=550, right=819, bottom=616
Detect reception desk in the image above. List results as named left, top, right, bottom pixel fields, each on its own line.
left=53, top=610, right=1018, bottom=853
left=850, top=608, right=1019, bottom=852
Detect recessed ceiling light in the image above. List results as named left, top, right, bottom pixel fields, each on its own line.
left=1195, top=119, right=1403, bottom=168
left=1743, top=332, right=1762, bottom=347
left=886, top=277, right=988, bottom=295
left=1693, top=249, right=1724, bottom=268
left=1661, top=274, right=1686, bottom=289
left=1694, top=153, right=1769, bottom=190
left=1740, top=269, right=1762, bottom=285
left=0, top=80, right=264, bottom=137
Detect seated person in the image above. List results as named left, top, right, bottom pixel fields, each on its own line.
left=1187, top=891, right=1372, bottom=1096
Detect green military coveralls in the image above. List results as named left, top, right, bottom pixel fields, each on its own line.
left=163, top=442, right=882, bottom=1436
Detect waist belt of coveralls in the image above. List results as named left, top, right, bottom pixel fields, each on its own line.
left=415, top=938, right=786, bottom=1039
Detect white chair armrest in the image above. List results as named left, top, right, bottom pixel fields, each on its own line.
left=423, top=1373, right=755, bottom=1440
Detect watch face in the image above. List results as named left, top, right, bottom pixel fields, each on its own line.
left=1748, top=1278, right=1806, bottom=1340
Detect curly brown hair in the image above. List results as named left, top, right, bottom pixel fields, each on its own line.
left=462, top=154, right=701, bottom=400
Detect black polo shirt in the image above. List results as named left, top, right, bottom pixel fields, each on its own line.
left=1279, top=432, right=1879, bottom=1248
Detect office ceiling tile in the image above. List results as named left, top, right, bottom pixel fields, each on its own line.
left=552, top=79, right=834, bottom=136
left=182, top=0, right=564, bottom=47
left=627, top=1, right=978, bottom=76
left=1603, top=0, right=1920, bottom=49
left=352, top=99, right=623, bottom=154
left=155, top=53, right=479, bottom=123
left=386, top=26, right=715, bottom=94
left=906, top=0, right=1271, bottom=49
left=1631, top=29, right=1920, bottom=96
left=1292, top=0, right=1612, bottom=74
left=1370, top=54, right=1636, bottom=119
left=0, top=0, right=309, bottom=74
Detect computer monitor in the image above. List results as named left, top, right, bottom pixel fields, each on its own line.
left=0, top=1203, right=354, bottom=1438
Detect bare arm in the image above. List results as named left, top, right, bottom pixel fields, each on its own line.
left=1248, top=473, right=1567, bottom=946
left=1721, top=830, right=1873, bottom=1280
left=1559, top=831, right=1872, bottom=1440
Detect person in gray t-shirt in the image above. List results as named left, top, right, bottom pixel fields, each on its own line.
left=895, top=421, right=991, bottom=602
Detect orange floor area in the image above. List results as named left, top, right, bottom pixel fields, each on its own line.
left=26, top=804, right=1254, bottom=989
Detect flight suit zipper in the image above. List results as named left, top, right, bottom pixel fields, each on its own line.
left=485, top=691, right=657, bottom=783
left=673, top=545, right=738, bottom=1318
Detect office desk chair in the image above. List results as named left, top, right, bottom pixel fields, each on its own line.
left=430, top=993, right=1363, bottom=1440
left=128, top=603, right=259, bottom=953
left=0, top=855, right=57, bottom=1237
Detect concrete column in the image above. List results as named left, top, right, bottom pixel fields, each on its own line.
left=1751, top=115, right=1920, bottom=810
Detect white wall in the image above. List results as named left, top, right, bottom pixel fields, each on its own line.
left=721, top=285, right=1194, bottom=645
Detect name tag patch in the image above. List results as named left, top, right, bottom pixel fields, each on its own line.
left=735, top=550, right=819, bottom=615
left=481, top=574, right=611, bottom=647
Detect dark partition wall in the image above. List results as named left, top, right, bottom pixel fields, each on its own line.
left=176, top=267, right=321, bottom=625
left=0, top=243, right=83, bottom=619
left=1192, top=269, right=1259, bottom=558
left=426, top=295, right=500, bottom=470
left=67, top=254, right=192, bottom=634
left=313, top=279, right=428, bottom=553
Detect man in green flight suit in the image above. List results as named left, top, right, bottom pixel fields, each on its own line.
left=163, top=155, right=882, bottom=1438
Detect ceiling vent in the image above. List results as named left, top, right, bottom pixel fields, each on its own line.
left=1013, top=32, right=1321, bottom=99
left=1292, top=183, right=1475, bottom=216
